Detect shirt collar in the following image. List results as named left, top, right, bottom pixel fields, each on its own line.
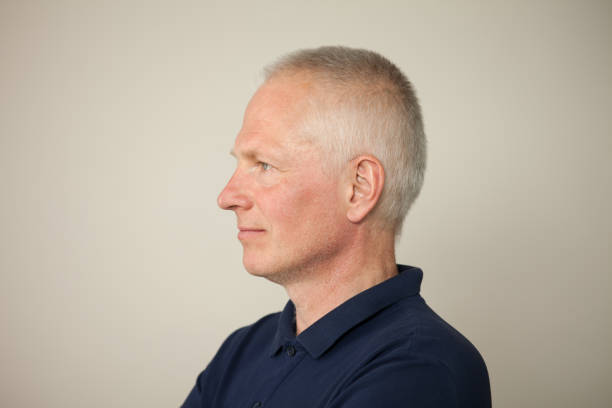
left=269, top=264, right=423, bottom=359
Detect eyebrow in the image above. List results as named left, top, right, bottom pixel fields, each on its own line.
left=229, top=148, right=265, bottom=161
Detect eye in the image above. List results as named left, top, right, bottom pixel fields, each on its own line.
left=259, top=162, right=272, bottom=171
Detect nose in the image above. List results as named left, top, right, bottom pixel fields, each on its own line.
left=217, top=169, right=252, bottom=210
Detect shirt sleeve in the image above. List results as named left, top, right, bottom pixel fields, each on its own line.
left=180, top=328, right=244, bottom=408
left=181, top=368, right=210, bottom=408
left=326, top=356, right=459, bottom=408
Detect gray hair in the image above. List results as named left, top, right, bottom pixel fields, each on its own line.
left=264, top=46, right=426, bottom=234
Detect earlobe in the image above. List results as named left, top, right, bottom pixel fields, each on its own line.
left=347, top=156, right=384, bottom=224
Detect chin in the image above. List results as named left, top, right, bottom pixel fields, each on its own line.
left=243, top=256, right=294, bottom=285
left=242, top=256, right=273, bottom=277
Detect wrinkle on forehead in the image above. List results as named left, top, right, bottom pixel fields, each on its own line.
left=231, top=129, right=283, bottom=159
left=232, top=127, right=318, bottom=164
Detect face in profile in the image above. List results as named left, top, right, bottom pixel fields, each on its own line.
left=217, top=75, right=351, bottom=284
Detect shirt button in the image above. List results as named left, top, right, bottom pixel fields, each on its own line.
left=252, top=402, right=262, bottom=408
left=286, top=345, right=296, bottom=357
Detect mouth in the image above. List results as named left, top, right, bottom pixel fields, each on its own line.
left=238, top=227, right=266, bottom=240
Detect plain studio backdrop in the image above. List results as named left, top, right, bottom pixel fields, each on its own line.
left=1, top=1, right=611, bottom=407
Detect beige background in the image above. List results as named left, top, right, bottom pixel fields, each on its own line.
left=1, top=1, right=611, bottom=407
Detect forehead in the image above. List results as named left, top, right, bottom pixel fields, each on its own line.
left=232, top=75, right=317, bottom=157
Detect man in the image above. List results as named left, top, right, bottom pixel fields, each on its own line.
left=183, top=46, right=491, bottom=407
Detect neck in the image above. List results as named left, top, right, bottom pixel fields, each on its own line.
left=283, top=230, right=397, bottom=335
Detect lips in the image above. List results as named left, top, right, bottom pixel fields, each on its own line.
left=238, top=227, right=266, bottom=240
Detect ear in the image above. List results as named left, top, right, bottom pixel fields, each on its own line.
left=346, top=155, right=385, bottom=224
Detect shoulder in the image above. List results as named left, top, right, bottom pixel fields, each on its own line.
left=365, top=295, right=484, bottom=363
left=338, top=296, right=490, bottom=407
left=385, top=296, right=487, bottom=378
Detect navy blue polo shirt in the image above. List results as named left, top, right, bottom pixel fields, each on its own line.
left=182, top=265, right=491, bottom=407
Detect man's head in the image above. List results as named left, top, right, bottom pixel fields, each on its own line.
left=217, top=46, right=426, bottom=281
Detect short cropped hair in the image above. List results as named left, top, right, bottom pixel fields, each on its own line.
left=264, top=46, right=426, bottom=234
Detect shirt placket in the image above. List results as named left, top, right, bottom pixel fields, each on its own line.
left=247, top=341, right=305, bottom=408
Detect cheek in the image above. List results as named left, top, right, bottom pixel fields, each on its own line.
left=271, top=180, right=341, bottom=231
